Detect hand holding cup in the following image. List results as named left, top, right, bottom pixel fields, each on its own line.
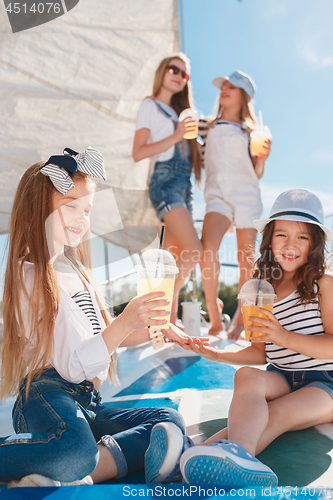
left=178, top=108, right=199, bottom=139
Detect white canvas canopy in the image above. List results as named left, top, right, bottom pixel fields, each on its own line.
left=0, top=0, right=180, bottom=251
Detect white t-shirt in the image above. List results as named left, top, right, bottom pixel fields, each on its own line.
left=135, top=98, right=178, bottom=163
left=19, top=261, right=111, bottom=384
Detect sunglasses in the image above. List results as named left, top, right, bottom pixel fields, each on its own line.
left=166, top=65, right=190, bottom=82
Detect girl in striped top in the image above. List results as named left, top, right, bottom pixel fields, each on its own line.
left=171, top=188, right=333, bottom=487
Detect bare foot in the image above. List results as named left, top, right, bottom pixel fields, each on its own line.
left=227, top=323, right=245, bottom=340
left=227, top=307, right=244, bottom=340
left=207, top=298, right=224, bottom=336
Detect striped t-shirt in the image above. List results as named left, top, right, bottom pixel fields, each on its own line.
left=266, top=289, right=333, bottom=371
left=71, top=290, right=102, bottom=335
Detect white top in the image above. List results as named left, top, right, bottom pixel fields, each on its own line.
left=135, top=98, right=178, bottom=163
left=20, top=261, right=111, bottom=384
left=266, top=289, right=333, bottom=371
left=204, top=120, right=258, bottom=187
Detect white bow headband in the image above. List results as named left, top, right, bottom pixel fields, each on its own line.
left=40, top=147, right=106, bottom=195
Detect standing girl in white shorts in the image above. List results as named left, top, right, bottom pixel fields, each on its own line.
left=200, top=70, right=271, bottom=337
left=133, top=54, right=203, bottom=325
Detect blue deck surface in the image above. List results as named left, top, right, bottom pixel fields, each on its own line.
left=1, top=335, right=333, bottom=498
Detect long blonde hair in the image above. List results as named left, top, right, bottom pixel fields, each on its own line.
left=1, top=163, right=116, bottom=399
left=210, top=89, right=257, bottom=130
left=152, top=54, right=202, bottom=184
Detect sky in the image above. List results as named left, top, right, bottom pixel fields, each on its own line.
left=181, top=0, right=333, bottom=284
left=184, top=0, right=333, bottom=221
left=1, top=0, right=333, bottom=298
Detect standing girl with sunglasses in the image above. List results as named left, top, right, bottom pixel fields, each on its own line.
left=0, top=148, right=190, bottom=488
left=133, top=54, right=203, bottom=325
left=199, top=71, right=271, bottom=338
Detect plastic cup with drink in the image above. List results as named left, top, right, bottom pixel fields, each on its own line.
left=136, top=249, right=179, bottom=349
left=250, top=110, right=272, bottom=157
left=178, top=108, right=199, bottom=140
left=238, top=279, right=277, bottom=342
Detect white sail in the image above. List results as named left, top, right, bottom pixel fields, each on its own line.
left=0, top=0, right=179, bottom=249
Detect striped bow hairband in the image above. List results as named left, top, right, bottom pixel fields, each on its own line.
left=39, top=147, right=107, bottom=195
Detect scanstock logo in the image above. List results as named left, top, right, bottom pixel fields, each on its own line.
left=3, top=0, right=80, bottom=33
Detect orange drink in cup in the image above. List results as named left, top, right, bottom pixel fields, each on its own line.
left=178, top=108, right=199, bottom=140
left=238, top=279, right=276, bottom=342
left=250, top=127, right=272, bottom=156
left=136, top=249, right=179, bottom=348
left=250, top=110, right=272, bottom=157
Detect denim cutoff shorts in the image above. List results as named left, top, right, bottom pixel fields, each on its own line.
left=149, top=140, right=193, bottom=221
left=267, top=364, right=333, bottom=398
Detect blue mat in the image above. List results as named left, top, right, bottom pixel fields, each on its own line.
left=1, top=341, right=333, bottom=498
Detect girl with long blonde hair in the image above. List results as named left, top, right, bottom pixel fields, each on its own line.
left=199, top=70, right=271, bottom=338
left=0, top=147, right=190, bottom=487
left=133, top=54, right=203, bottom=325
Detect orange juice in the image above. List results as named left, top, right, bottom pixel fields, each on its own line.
left=137, top=277, right=175, bottom=329
left=242, top=304, right=273, bottom=342
left=250, top=136, right=270, bottom=156
left=183, top=121, right=198, bottom=140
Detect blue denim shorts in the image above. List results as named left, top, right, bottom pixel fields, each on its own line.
left=267, top=364, right=333, bottom=398
left=149, top=161, right=193, bottom=221
left=149, top=138, right=193, bottom=221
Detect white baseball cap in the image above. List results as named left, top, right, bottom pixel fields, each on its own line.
left=253, top=188, right=333, bottom=243
left=213, top=70, right=256, bottom=101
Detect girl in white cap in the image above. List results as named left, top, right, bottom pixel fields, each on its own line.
left=199, top=70, right=271, bottom=337
left=145, top=188, right=333, bottom=488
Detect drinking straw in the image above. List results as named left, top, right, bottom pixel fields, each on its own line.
left=159, top=225, right=165, bottom=249
left=255, top=249, right=267, bottom=306
left=155, top=225, right=165, bottom=278
left=258, top=110, right=264, bottom=132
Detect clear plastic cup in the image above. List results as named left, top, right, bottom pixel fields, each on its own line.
left=178, top=108, right=199, bottom=139
left=136, top=249, right=179, bottom=330
left=238, top=279, right=277, bottom=342
left=250, top=126, right=272, bottom=157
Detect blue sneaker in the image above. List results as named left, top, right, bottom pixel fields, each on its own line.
left=145, top=422, right=193, bottom=483
left=180, top=439, right=278, bottom=487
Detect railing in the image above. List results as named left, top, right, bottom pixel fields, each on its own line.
left=99, top=214, right=333, bottom=310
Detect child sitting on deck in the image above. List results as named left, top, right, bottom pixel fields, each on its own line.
left=0, top=148, right=207, bottom=488
left=145, top=188, right=333, bottom=488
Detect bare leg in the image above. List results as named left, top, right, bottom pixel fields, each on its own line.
left=163, top=207, right=203, bottom=324
left=162, top=228, right=182, bottom=325
left=163, top=226, right=182, bottom=262
left=255, top=386, right=333, bottom=454
left=202, top=366, right=290, bottom=455
left=228, top=228, right=257, bottom=339
left=90, top=444, right=118, bottom=483
left=200, top=213, right=231, bottom=335
left=208, top=385, right=333, bottom=456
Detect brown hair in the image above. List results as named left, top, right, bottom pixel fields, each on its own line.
left=152, top=54, right=202, bottom=185
left=1, top=163, right=116, bottom=399
left=253, top=221, right=327, bottom=303
left=210, top=89, right=257, bottom=131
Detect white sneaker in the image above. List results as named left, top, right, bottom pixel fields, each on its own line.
left=61, top=475, right=93, bottom=486
left=7, top=474, right=93, bottom=488
left=145, top=422, right=194, bottom=483
left=7, top=474, right=61, bottom=488
left=180, top=439, right=278, bottom=487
